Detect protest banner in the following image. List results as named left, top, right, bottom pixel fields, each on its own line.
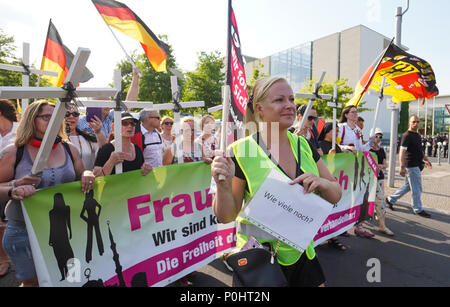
left=22, top=162, right=235, bottom=287
left=313, top=152, right=377, bottom=244
left=22, top=152, right=376, bottom=287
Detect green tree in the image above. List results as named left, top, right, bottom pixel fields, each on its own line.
left=0, top=28, right=51, bottom=107
left=181, top=51, right=225, bottom=113
left=296, top=77, right=371, bottom=119
left=247, top=59, right=268, bottom=94
left=116, top=35, right=182, bottom=107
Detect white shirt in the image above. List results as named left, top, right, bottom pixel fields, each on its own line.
left=0, top=122, right=18, bottom=151
left=68, top=134, right=99, bottom=170
left=338, top=122, right=371, bottom=152
left=142, top=126, right=163, bottom=167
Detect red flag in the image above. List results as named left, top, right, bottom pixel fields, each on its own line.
left=226, top=0, right=247, bottom=136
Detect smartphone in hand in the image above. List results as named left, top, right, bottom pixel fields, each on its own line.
left=86, top=107, right=102, bottom=123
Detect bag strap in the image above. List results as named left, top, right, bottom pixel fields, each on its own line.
left=340, top=125, right=345, bottom=145
left=13, top=146, right=25, bottom=178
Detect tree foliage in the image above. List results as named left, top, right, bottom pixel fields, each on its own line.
left=181, top=51, right=225, bottom=113
left=0, top=28, right=52, bottom=108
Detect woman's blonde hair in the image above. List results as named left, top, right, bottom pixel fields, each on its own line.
left=14, top=100, right=68, bottom=147
left=160, top=115, right=174, bottom=124
left=200, top=115, right=215, bottom=130
left=245, top=76, right=288, bottom=135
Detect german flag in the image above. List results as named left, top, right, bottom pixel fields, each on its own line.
left=348, top=41, right=438, bottom=106
left=40, top=20, right=93, bottom=87
left=91, top=0, right=169, bottom=72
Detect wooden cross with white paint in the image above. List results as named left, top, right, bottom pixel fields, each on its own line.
left=80, top=74, right=204, bottom=172
left=0, top=47, right=118, bottom=176
left=0, top=42, right=59, bottom=110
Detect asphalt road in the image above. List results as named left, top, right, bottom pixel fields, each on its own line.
left=193, top=206, right=450, bottom=287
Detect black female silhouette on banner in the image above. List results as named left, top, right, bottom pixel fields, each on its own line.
left=49, top=193, right=74, bottom=281
left=80, top=190, right=104, bottom=263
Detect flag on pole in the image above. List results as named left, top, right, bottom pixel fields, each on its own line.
left=91, top=0, right=169, bottom=72
left=348, top=41, right=439, bottom=106
left=40, top=20, right=93, bottom=87
left=226, top=0, right=248, bottom=136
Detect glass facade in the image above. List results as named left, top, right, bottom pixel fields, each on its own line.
left=434, top=107, right=450, bottom=134
left=270, top=42, right=312, bottom=93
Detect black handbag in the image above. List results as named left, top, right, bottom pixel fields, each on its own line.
left=226, top=242, right=288, bottom=287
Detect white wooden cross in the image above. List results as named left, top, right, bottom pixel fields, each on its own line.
left=0, top=42, right=59, bottom=110
left=0, top=47, right=118, bottom=176
left=295, top=71, right=333, bottom=132
left=327, top=83, right=339, bottom=151
left=79, top=74, right=204, bottom=172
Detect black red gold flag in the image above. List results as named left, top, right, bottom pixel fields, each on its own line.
left=225, top=0, right=247, bottom=140
left=348, top=41, right=438, bottom=106
left=40, top=20, right=93, bottom=87
left=91, top=0, right=169, bottom=72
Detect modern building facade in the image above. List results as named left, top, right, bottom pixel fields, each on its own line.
left=244, top=25, right=449, bottom=140
left=409, top=95, right=450, bottom=136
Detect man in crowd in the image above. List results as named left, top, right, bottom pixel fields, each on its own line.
left=386, top=115, right=432, bottom=218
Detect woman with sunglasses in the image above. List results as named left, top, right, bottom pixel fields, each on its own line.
left=160, top=116, right=176, bottom=153
left=0, top=100, right=95, bottom=287
left=65, top=105, right=106, bottom=170
left=93, top=112, right=152, bottom=176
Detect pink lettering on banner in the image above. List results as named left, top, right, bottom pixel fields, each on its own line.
left=128, top=195, right=151, bottom=231
left=126, top=189, right=212, bottom=231
left=104, top=228, right=236, bottom=287
left=363, top=151, right=379, bottom=178
left=314, top=205, right=361, bottom=241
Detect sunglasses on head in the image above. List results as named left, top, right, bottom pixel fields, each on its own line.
left=122, top=120, right=137, bottom=127
left=65, top=111, right=80, bottom=118
left=36, top=114, right=52, bottom=121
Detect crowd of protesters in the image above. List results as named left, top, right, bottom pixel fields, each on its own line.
left=0, top=74, right=438, bottom=287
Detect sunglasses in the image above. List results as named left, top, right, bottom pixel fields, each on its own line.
left=307, top=116, right=317, bottom=121
left=375, top=135, right=383, bottom=139
left=163, top=122, right=174, bottom=126
left=36, top=114, right=52, bottom=121
left=65, top=111, right=80, bottom=118
left=122, top=120, right=137, bottom=127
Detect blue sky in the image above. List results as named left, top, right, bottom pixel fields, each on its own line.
left=0, top=0, right=449, bottom=95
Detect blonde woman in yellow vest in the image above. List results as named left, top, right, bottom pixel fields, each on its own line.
left=211, top=77, right=341, bottom=287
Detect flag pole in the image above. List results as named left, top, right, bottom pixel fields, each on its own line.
left=370, top=76, right=386, bottom=137
left=219, top=85, right=231, bottom=181
left=106, top=25, right=141, bottom=77
left=332, top=84, right=338, bottom=151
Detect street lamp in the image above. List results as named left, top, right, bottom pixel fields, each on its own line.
left=388, top=0, right=410, bottom=188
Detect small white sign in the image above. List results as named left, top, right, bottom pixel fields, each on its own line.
left=242, top=169, right=334, bottom=251
left=386, top=99, right=401, bottom=110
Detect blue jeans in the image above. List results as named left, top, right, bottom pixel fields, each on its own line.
left=388, top=166, right=423, bottom=213
left=2, top=221, right=36, bottom=281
